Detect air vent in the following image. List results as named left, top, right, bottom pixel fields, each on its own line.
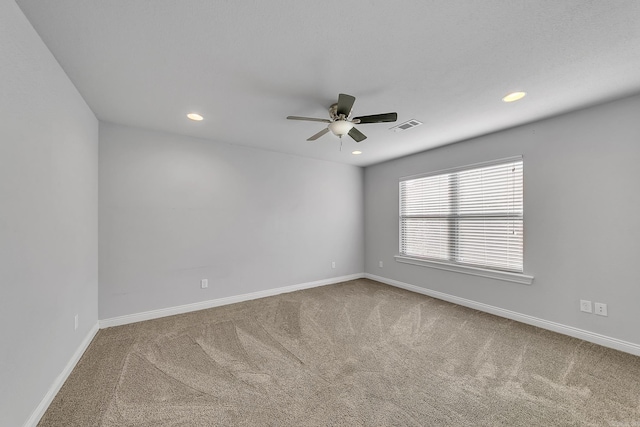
left=390, top=119, right=422, bottom=132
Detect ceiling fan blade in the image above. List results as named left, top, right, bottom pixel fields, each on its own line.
left=352, top=112, right=397, bottom=124
left=336, top=93, right=356, bottom=116
left=287, top=116, right=331, bottom=123
left=307, top=127, right=330, bottom=141
left=348, top=127, right=367, bottom=142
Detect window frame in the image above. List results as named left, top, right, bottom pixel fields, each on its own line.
left=395, top=156, right=533, bottom=285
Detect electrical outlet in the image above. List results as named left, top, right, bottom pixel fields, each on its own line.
left=331, top=261, right=336, bottom=269
left=379, top=261, right=383, bottom=268
left=580, top=300, right=592, bottom=313
left=594, top=302, right=608, bottom=316
left=74, top=314, right=79, bottom=331
left=201, top=279, right=208, bottom=289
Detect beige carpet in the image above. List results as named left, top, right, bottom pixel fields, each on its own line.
left=39, top=279, right=640, bottom=426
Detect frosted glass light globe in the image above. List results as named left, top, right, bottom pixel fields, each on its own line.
left=328, top=120, right=354, bottom=136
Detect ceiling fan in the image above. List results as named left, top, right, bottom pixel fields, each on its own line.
left=287, top=93, right=397, bottom=143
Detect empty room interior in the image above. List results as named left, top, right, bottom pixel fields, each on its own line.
left=3, top=1, right=640, bottom=426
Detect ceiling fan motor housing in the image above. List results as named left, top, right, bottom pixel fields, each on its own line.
left=328, top=103, right=341, bottom=120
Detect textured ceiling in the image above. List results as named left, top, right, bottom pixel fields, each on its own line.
left=16, top=0, right=640, bottom=166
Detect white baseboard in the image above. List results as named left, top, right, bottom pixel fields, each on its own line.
left=365, top=273, right=640, bottom=357
left=99, top=273, right=365, bottom=328
left=24, top=322, right=99, bottom=427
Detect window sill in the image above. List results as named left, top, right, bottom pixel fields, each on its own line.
left=394, top=255, right=534, bottom=285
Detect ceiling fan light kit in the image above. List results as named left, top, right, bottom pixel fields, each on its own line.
left=328, top=120, right=354, bottom=137
left=287, top=93, right=398, bottom=145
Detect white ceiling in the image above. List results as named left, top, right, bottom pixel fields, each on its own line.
left=16, top=0, right=640, bottom=166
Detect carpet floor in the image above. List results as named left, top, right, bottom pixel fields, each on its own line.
left=39, top=279, right=640, bottom=426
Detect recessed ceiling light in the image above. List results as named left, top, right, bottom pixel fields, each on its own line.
left=352, top=150, right=362, bottom=155
left=187, top=113, right=204, bottom=121
left=502, top=92, right=526, bottom=103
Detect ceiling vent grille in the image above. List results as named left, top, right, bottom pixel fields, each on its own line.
left=390, top=119, right=422, bottom=132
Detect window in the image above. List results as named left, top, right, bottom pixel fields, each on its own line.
left=398, top=157, right=527, bottom=280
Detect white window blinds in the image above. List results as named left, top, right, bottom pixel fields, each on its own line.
left=400, top=158, right=523, bottom=273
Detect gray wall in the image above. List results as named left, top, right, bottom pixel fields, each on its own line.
left=99, top=123, right=364, bottom=319
left=365, top=94, right=640, bottom=345
left=0, top=2, right=99, bottom=426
